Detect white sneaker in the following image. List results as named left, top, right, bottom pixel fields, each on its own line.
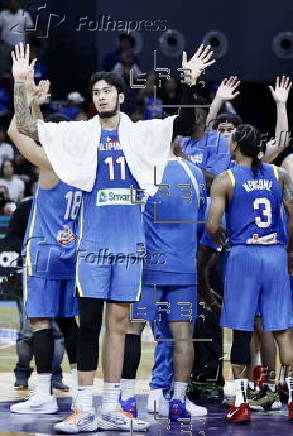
left=147, top=389, right=169, bottom=416
left=54, top=410, right=98, bottom=433
left=272, top=401, right=282, bottom=410
left=97, top=410, right=149, bottom=432
left=10, top=394, right=57, bottom=414
left=186, top=399, right=207, bottom=416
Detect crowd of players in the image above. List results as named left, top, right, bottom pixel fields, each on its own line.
left=3, top=40, right=293, bottom=432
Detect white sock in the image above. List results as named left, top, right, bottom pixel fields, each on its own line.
left=75, top=385, right=94, bottom=412
left=173, top=382, right=188, bottom=402
left=36, top=373, right=52, bottom=397
left=235, top=379, right=248, bottom=407
left=120, top=379, right=135, bottom=401
left=102, top=382, right=121, bottom=412
left=71, top=368, right=78, bottom=403
left=286, top=377, right=293, bottom=403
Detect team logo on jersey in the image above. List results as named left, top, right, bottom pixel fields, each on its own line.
left=96, top=188, right=136, bottom=206
left=57, top=225, right=76, bottom=245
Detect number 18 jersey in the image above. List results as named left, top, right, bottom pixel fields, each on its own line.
left=25, top=181, right=82, bottom=278
left=225, top=163, right=284, bottom=245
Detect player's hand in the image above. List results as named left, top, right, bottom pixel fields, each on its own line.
left=269, top=76, right=292, bottom=104
left=215, top=76, right=240, bottom=101
left=182, top=44, right=215, bottom=85
left=11, top=43, right=31, bottom=81
left=32, top=80, right=51, bottom=106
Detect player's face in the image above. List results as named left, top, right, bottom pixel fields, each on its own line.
left=217, top=122, right=236, bottom=143
left=92, top=80, right=120, bottom=118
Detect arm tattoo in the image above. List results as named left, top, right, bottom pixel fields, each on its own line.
left=14, top=82, right=39, bottom=141
left=280, top=168, right=293, bottom=203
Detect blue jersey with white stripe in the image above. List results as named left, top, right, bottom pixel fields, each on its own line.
left=78, top=129, right=145, bottom=256
left=143, top=158, right=206, bottom=283
left=25, top=181, right=82, bottom=278
left=226, top=163, right=283, bottom=245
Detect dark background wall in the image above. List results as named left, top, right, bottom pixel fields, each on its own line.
left=1, top=0, right=292, bottom=145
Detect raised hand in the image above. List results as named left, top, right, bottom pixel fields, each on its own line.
left=216, top=76, right=240, bottom=101
left=11, top=43, right=31, bottom=82
left=269, top=76, right=292, bottom=104
left=182, top=44, right=215, bottom=85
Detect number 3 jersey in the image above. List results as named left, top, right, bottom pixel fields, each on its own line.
left=78, top=129, right=145, bottom=256
left=24, top=181, right=82, bottom=279
left=225, top=163, right=284, bottom=245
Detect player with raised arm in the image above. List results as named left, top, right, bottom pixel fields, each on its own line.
left=11, top=42, right=216, bottom=432
left=8, top=68, right=81, bottom=415
left=207, top=124, right=293, bottom=423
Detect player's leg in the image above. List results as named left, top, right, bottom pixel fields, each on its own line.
left=120, top=319, right=145, bottom=416
left=221, top=246, right=261, bottom=423
left=10, top=275, right=60, bottom=414
left=96, top=261, right=149, bottom=432
left=55, top=279, right=80, bottom=402
left=273, top=329, right=293, bottom=419
left=54, top=296, right=104, bottom=434
left=260, top=245, right=293, bottom=418
left=167, top=285, right=207, bottom=421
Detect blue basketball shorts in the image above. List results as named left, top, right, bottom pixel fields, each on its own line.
left=24, top=272, right=78, bottom=318
left=132, top=283, right=197, bottom=323
left=221, top=245, right=291, bottom=331
left=76, top=251, right=142, bottom=302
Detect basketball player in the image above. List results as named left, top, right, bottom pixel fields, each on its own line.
left=8, top=73, right=80, bottom=414
left=11, top=42, right=215, bottom=432
left=207, top=124, right=293, bottom=422
left=120, top=136, right=208, bottom=420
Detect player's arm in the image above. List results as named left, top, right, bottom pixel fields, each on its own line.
left=206, top=76, right=240, bottom=130
left=263, top=76, right=291, bottom=163
left=173, top=45, right=215, bottom=137
left=206, top=172, right=231, bottom=246
left=8, top=117, right=51, bottom=170
left=12, top=43, right=39, bottom=141
left=279, top=167, right=293, bottom=272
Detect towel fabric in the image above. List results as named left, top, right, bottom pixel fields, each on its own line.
left=38, top=112, right=176, bottom=196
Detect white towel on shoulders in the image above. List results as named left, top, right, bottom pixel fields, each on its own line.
left=38, top=112, right=175, bottom=196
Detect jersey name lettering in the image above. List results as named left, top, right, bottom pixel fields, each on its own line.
left=242, top=179, right=273, bottom=192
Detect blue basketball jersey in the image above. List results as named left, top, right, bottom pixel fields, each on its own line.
left=78, top=129, right=145, bottom=256
left=143, top=157, right=206, bottom=283
left=25, top=181, right=82, bottom=279
left=226, top=163, right=283, bottom=245
left=181, top=130, right=231, bottom=175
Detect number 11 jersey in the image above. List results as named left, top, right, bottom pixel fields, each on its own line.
left=225, top=163, right=284, bottom=245
left=79, top=129, right=145, bottom=255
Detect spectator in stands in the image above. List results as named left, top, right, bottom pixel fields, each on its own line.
left=0, top=184, right=15, bottom=214
left=0, top=158, right=24, bottom=202
left=57, top=92, right=87, bottom=121
left=138, top=72, right=163, bottom=119
left=0, top=0, right=33, bottom=76
left=112, top=48, right=142, bottom=81
left=160, top=76, right=182, bottom=115
left=0, top=124, right=14, bottom=164
left=101, top=32, right=140, bottom=71
left=0, top=0, right=33, bottom=47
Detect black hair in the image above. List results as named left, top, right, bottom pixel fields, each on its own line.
left=0, top=158, right=14, bottom=178
left=194, top=95, right=210, bottom=115
left=213, top=112, right=242, bottom=129
left=118, top=33, right=135, bottom=47
left=89, top=71, right=125, bottom=95
left=232, top=124, right=262, bottom=175
left=45, top=114, right=70, bottom=123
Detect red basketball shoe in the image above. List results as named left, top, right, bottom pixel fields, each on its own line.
left=225, top=403, right=251, bottom=423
